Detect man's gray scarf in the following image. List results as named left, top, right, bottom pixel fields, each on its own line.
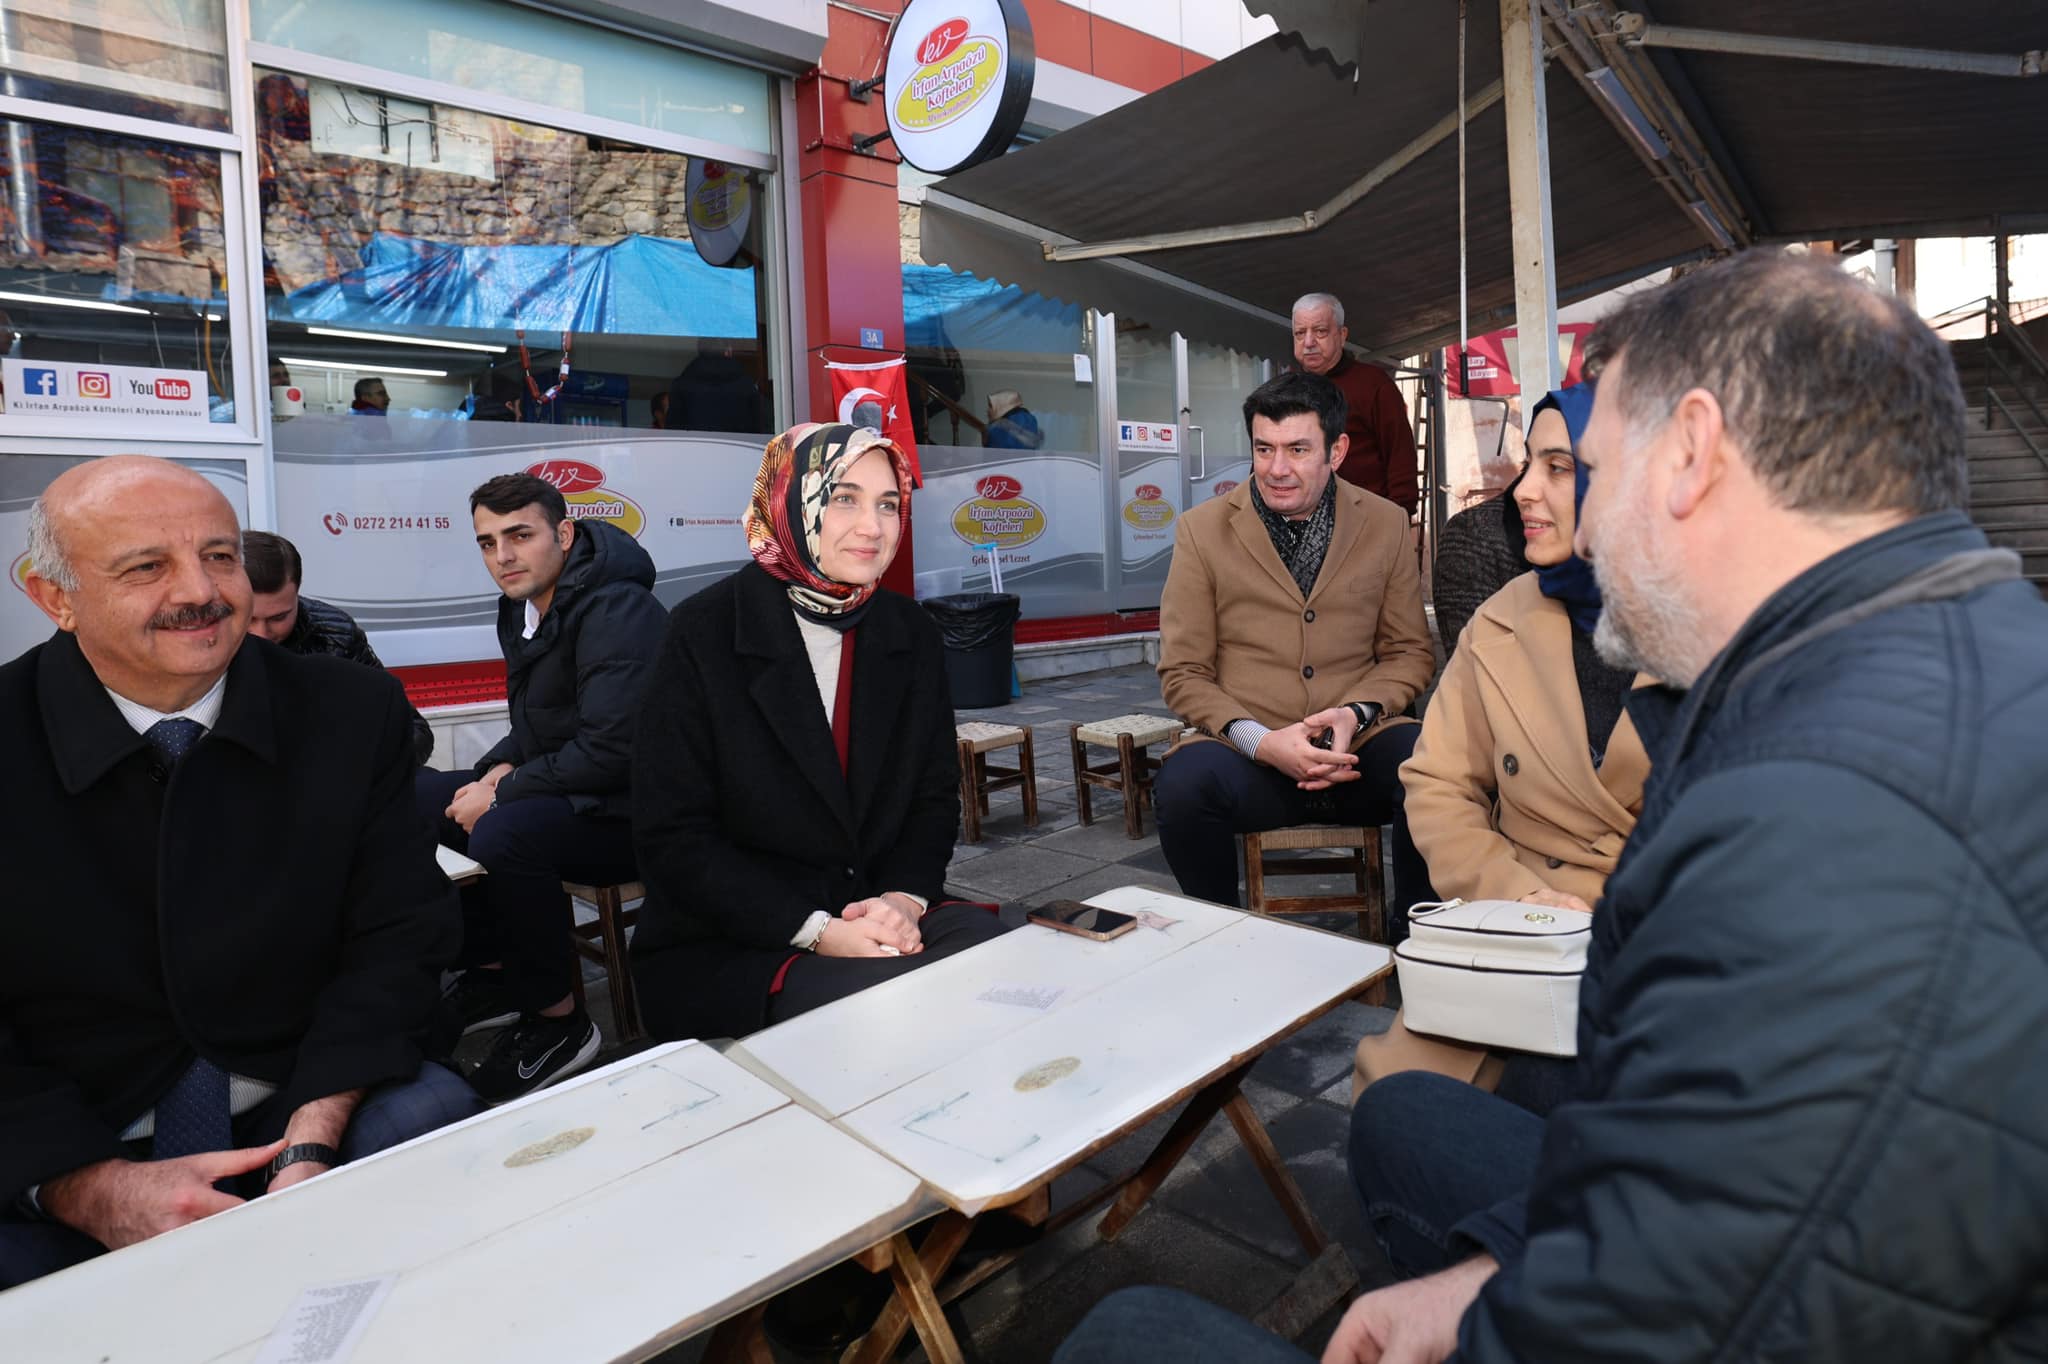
left=1249, top=476, right=1338, bottom=599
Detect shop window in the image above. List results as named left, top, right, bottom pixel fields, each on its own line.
left=250, top=0, right=771, bottom=154
left=0, top=0, right=231, bottom=131
left=0, top=118, right=233, bottom=425
left=257, top=69, right=774, bottom=435
left=903, top=265, right=1108, bottom=614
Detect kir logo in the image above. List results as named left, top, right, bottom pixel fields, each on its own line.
left=1136, top=484, right=1162, bottom=500
left=917, top=18, right=970, bottom=64
left=21, top=367, right=57, bottom=397
left=526, top=459, right=606, bottom=495
left=976, top=474, right=1022, bottom=500
left=76, top=371, right=111, bottom=399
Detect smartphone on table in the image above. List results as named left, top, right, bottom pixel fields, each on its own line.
left=1027, top=899, right=1137, bottom=942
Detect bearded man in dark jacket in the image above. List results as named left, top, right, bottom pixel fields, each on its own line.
left=417, top=473, right=667, bottom=1104
left=1056, top=252, right=2048, bottom=1363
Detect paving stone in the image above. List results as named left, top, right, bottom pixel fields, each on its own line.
left=958, top=1206, right=1299, bottom=1364
left=1116, top=843, right=1177, bottom=875
left=1155, top=1090, right=1375, bottom=1268
left=1251, top=1002, right=1389, bottom=1100
left=1030, top=817, right=1162, bottom=862
left=1022, top=861, right=1183, bottom=910
left=945, top=844, right=1105, bottom=900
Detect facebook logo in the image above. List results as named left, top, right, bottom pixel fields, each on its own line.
left=22, top=367, right=57, bottom=396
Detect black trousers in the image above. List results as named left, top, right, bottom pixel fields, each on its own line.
left=417, top=769, right=638, bottom=1013
left=1152, top=725, right=1435, bottom=924
left=766, top=903, right=1009, bottom=1025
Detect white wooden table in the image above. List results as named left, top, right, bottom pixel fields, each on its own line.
left=732, top=886, right=1393, bottom=1364
left=0, top=1043, right=931, bottom=1364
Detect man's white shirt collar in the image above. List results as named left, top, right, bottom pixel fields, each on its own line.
left=522, top=599, right=541, bottom=640
left=104, top=671, right=228, bottom=736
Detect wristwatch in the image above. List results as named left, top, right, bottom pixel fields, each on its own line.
left=266, top=1141, right=341, bottom=1183
left=1346, top=701, right=1383, bottom=733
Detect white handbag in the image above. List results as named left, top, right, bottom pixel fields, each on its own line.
left=1394, top=899, right=1590, bottom=1057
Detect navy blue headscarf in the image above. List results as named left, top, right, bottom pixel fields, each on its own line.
left=1522, top=381, right=1603, bottom=633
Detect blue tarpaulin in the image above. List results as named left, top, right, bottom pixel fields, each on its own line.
left=902, top=265, right=1082, bottom=355
left=272, top=233, right=760, bottom=338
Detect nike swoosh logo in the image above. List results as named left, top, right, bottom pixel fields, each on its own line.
left=517, top=1035, right=571, bottom=1080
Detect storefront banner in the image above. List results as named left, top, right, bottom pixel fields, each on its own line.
left=1118, top=456, right=1180, bottom=572
left=1441, top=323, right=1593, bottom=398
left=1115, top=420, right=1180, bottom=453
left=825, top=356, right=924, bottom=484
left=885, top=0, right=1036, bottom=176
left=2, top=359, right=211, bottom=423
left=4, top=456, right=248, bottom=662
left=911, top=445, right=1105, bottom=611
left=273, top=415, right=763, bottom=666
left=685, top=158, right=754, bottom=268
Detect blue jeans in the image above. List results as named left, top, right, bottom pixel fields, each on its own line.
left=0, top=1062, right=482, bottom=1290
left=1350, top=1070, right=1544, bottom=1276
left=1055, top=1286, right=1314, bottom=1364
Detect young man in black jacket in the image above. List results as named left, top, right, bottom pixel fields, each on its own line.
left=242, top=530, right=434, bottom=764
left=417, top=474, right=667, bottom=1103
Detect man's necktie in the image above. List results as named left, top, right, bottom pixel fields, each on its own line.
left=140, top=716, right=232, bottom=1160
left=144, top=716, right=206, bottom=767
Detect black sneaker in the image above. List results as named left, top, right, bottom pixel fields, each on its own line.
left=443, top=969, right=519, bottom=1035
left=468, top=1010, right=601, bottom=1104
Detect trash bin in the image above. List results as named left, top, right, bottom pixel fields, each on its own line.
left=922, top=591, right=1021, bottom=708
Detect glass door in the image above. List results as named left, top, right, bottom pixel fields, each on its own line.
left=1108, top=317, right=1182, bottom=610
left=1183, top=341, right=1270, bottom=511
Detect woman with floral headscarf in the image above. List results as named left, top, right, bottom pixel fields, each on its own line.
left=628, top=423, right=1006, bottom=1040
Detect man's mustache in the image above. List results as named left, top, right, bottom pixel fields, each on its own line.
left=149, top=600, right=234, bottom=630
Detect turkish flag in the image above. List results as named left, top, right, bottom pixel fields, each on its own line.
left=825, top=357, right=922, bottom=487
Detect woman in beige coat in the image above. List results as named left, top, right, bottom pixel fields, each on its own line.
left=1355, top=382, right=1649, bottom=1112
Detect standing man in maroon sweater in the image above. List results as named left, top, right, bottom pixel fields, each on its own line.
left=1291, top=293, right=1418, bottom=516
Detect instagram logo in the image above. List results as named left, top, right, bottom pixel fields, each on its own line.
left=76, top=371, right=111, bottom=399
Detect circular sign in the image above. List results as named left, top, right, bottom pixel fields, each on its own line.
left=885, top=0, right=1035, bottom=176
left=685, top=158, right=754, bottom=268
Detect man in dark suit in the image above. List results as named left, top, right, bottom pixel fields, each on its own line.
left=0, top=456, right=479, bottom=1289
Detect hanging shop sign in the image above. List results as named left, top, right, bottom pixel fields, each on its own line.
left=685, top=158, right=754, bottom=268
left=885, top=0, right=1035, bottom=176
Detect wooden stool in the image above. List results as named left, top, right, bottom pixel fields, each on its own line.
left=565, top=880, right=645, bottom=1043
left=1069, top=714, right=1183, bottom=839
left=955, top=722, right=1039, bottom=843
left=1242, top=826, right=1387, bottom=943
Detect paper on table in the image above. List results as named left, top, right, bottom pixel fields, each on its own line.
left=253, top=1275, right=395, bottom=1364
left=436, top=845, right=485, bottom=881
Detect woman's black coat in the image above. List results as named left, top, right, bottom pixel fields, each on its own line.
left=628, top=563, right=960, bottom=1039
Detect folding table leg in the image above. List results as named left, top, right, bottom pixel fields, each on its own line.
left=1098, top=1058, right=1254, bottom=1240
left=701, top=1303, right=773, bottom=1364
left=844, top=1216, right=974, bottom=1364
left=1019, top=728, right=1040, bottom=827
left=1224, top=1091, right=1332, bottom=1259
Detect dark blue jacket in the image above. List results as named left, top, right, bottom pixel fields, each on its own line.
left=1456, top=511, right=2048, bottom=1361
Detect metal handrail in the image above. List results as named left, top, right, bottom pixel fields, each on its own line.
left=1983, top=343, right=2048, bottom=436
left=1985, top=387, right=2048, bottom=471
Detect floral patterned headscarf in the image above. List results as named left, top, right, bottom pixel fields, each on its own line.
left=746, top=422, right=914, bottom=626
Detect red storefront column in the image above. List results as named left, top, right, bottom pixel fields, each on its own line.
left=796, top=2, right=916, bottom=594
